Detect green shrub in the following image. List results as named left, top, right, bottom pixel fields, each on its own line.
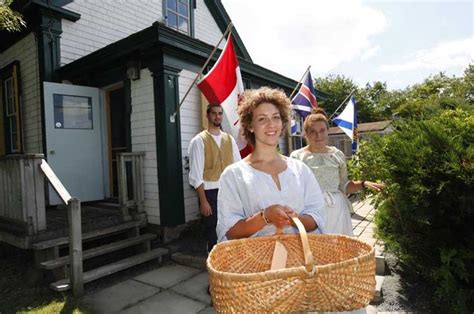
left=351, top=109, right=474, bottom=312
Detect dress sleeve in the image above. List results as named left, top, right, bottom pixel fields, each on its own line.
left=217, top=167, right=246, bottom=242
left=187, top=136, right=205, bottom=190
left=299, top=163, right=327, bottom=233
left=335, top=149, right=350, bottom=194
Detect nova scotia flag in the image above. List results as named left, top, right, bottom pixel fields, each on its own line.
left=291, top=71, right=318, bottom=118
left=333, top=96, right=358, bottom=153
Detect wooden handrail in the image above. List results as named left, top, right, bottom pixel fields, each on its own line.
left=40, top=159, right=71, bottom=204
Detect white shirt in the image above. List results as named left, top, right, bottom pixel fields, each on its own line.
left=216, top=158, right=327, bottom=242
left=188, top=130, right=241, bottom=190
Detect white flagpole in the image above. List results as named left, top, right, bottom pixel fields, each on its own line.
left=170, top=22, right=234, bottom=122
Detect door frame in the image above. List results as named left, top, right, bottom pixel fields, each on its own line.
left=103, top=82, right=125, bottom=199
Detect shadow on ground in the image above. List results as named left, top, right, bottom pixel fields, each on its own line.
left=166, top=219, right=208, bottom=257
left=0, top=243, right=92, bottom=313
left=376, top=252, right=436, bottom=313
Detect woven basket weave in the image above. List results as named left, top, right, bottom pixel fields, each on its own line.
left=207, top=217, right=375, bottom=313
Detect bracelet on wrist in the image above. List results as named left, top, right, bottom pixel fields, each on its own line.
left=361, top=180, right=366, bottom=188
left=261, top=208, right=270, bottom=225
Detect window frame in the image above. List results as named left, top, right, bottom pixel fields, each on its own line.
left=164, top=0, right=195, bottom=37
left=0, top=61, right=23, bottom=155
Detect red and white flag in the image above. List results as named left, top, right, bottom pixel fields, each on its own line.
left=197, top=34, right=251, bottom=157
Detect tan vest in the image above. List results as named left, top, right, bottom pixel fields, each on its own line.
left=199, top=130, right=234, bottom=182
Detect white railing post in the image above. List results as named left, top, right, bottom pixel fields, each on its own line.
left=68, top=197, right=83, bottom=297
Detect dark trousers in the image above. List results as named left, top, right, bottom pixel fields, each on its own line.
left=201, top=189, right=218, bottom=252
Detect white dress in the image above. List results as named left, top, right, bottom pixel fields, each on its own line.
left=290, top=146, right=354, bottom=236
left=216, top=158, right=326, bottom=242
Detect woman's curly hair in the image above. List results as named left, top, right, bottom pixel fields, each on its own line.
left=238, top=87, right=291, bottom=147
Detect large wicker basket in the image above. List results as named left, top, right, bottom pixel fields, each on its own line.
left=207, top=217, right=375, bottom=313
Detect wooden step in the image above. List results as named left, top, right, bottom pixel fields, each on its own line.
left=39, top=234, right=156, bottom=270
left=32, top=220, right=145, bottom=250
left=50, top=248, right=168, bottom=291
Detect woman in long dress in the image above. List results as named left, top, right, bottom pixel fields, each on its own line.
left=216, top=87, right=326, bottom=242
left=290, top=108, right=384, bottom=236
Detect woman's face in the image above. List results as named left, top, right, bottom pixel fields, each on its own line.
left=250, top=102, right=283, bottom=148
left=305, top=121, right=328, bottom=150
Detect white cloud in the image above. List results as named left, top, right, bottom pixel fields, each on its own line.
left=378, top=37, right=474, bottom=73
left=360, top=45, right=381, bottom=61
left=222, top=0, right=387, bottom=80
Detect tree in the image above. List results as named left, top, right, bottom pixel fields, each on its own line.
left=0, top=0, right=25, bottom=32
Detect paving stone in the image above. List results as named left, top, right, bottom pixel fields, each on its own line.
left=198, top=306, right=217, bottom=314
left=172, top=252, right=207, bottom=270
left=376, top=255, right=386, bottom=275
left=133, top=264, right=201, bottom=289
left=171, top=271, right=211, bottom=305
left=372, top=275, right=384, bottom=303
left=120, top=290, right=207, bottom=314
left=83, top=279, right=160, bottom=313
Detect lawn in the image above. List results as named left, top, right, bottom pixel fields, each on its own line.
left=0, top=243, right=91, bottom=314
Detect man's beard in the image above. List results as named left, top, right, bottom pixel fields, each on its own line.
left=212, top=121, right=221, bottom=128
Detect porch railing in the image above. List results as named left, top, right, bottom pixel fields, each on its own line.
left=0, top=154, right=83, bottom=296
left=117, top=152, right=145, bottom=220
left=0, top=154, right=46, bottom=235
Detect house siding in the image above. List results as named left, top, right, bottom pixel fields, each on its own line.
left=130, top=68, right=160, bottom=225
left=61, top=0, right=224, bottom=66
left=0, top=33, right=42, bottom=154
left=178, top=69, right=201, bottom=222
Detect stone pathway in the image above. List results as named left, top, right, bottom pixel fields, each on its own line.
left=83, top=197, right=383, bottom=313
left=351, top=196, right=384, bottom=255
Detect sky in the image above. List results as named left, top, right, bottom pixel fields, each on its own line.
left=220, top=0, right=473, bottom=90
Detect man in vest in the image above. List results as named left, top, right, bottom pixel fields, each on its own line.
left=188, top=104, right=241, bottom=252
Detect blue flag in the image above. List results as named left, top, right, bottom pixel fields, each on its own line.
left=333, top=96, right=358, bottom=153
left=291, top=71, right=318, bottom=119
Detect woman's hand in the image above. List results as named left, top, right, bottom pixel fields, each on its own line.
left=265, top=205, right=295, bottom=228
left=364, top=181, right=385, bottom=192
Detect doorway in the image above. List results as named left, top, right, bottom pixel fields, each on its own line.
left=106, top=85, right=129, bottom=199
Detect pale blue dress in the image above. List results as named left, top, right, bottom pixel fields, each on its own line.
left=216, top=157, right=326, bottom=242
left=290, top=146, right=354, bottom=236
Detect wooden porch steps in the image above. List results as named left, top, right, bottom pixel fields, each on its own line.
left=39, top=233, right=156, bottom=270
left=32, top=219, right=168, bottom=292
left=32, top=220, right=144, bottom=250
left=50, top=248, right=168, bottom=291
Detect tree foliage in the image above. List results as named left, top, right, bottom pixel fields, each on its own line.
left=350, top=109, right=473, bottom=312
left=314, top=65, right=473, bottom=123
left=0, top=0, right=25, bottom=32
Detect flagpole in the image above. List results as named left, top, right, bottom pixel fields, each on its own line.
left=169, top=22, right=234, bottom=123
left=328, top=88, right=356, bottom=121
left=287, top=65, right=311, bottom=155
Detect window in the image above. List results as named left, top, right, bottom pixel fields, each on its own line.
left=0, top=61, right=22, bottom=155
left=165, top=0, right=193, bottom=35
left=53, top=94, right=93, bottom=129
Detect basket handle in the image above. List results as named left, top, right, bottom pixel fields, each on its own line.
left=275, top=217, right=314, bottom=272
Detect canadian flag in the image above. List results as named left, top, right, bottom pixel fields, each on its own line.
left=197, top=34, right=252, bottom=157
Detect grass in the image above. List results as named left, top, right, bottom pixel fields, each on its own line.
left=0, top=243, right=92, bottom=314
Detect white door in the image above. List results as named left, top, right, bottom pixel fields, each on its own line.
left=44, top=82, right=105, bottom=205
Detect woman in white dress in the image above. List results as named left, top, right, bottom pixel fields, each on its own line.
left=290, top=108, right=384, bottom=236
left=216, top=87, right=326, bottom=242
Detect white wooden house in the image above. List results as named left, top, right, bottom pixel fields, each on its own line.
left=0, top=0, right=317, bottom=292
